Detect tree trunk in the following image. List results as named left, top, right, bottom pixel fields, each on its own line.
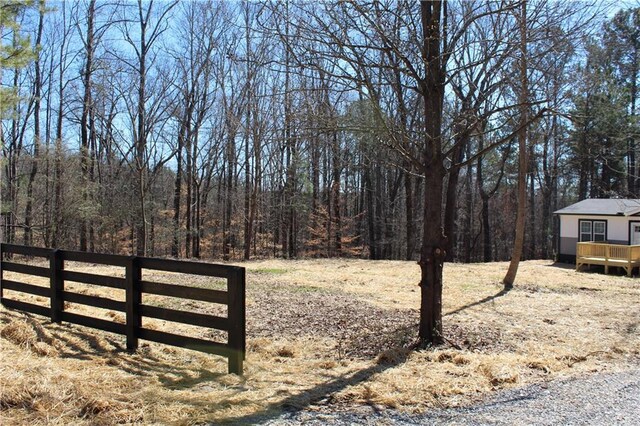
left=364, top=158, right=377, bottom=259
left=43, top=46, right=54, bottom=247
left=462, top=144, right=474, bottom=263
left=477, top=131, right=493, bottom=262
left=243, top=9, right=253, bottom=260
left=527, top=143, right=536, bottom=259
left=79, top=0, right=96, bottom=252
left=331, top=130, right=342, bottom=256
left=418, top=0, right=446, bottom=344
left=172, top=126, right=184, bottom=257
left=404, top=169, right=415, bottom=260
left=51, top=1, right=70, bottom=248
left=503, top=0, right=528, bottom=288
left=223, top=128, right=235, bottom=261
left=243, top=119, right=252, bottom=260
left=629, top=50, right=638, bottom=195
left=24, top=2, right=45, bottom=247
left=443, top=125, right=468, bottom=261
left=193, top=183, right=201, bottom=259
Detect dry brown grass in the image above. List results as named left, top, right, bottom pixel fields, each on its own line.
left=1, top=259, right=639, bottom=424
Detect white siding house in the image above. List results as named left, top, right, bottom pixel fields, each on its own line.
left=554, top=199, right=640, bottom=263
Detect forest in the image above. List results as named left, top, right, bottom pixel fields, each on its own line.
left=1, top=0, right=639, bottom=264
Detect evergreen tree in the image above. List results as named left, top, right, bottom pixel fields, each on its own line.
left=0, top=0, right=33, bottom=118
left=604, top=8, right=640, bottom=194
left=570, top=43, right=630, bottom=198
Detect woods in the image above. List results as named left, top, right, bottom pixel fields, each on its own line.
left=1, top=1, right=639, bottom=339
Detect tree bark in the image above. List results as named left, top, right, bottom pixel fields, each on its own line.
left=79, top=0, right=96, bottom=252
left=52, top=2, right=68, bottom=248
left=135, top=0, right=149, bottom=256
left=172, top=125, right=184, bottom=258
left=503, top=0, right=528, bottom=288
left=418, top=0, right=447, bottom=344
left=24, top=1, right=45, bottom=247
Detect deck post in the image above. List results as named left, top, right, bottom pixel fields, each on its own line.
left=576, top=243, right=581, bottom=271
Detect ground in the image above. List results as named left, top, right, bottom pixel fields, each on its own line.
left=0, top=259, right=639, bottom=425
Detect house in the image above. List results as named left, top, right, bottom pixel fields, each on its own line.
left=554, top=198, right=640, bottom=264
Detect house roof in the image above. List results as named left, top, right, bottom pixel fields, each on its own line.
left=554, top=199, right=640, bottom=216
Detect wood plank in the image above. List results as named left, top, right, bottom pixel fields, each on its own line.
left=227, top=267, right=246, bottom=372
left=1, top=279, right=50, bottom=297
left=125, top=257, right=141, bottom=351
left=63, top=270, right=125, bottom=289
left=2, top=262, right=50, bottom=277
left=61, top=250, right=130, bottom=267
left=1, top=244, right=51, bottom=258
left=1, top=298, right=50, bottom=317
left=61, top=312, right=126, bottom=335
left=50, top=249, right=63, bottom=323
left=138, top=257, right=240, bottom=278
left=138, top=328, right=230, bottom=357
left=140, top=280, right=227, bottom=304
left=140, top=304, right=229, bottom=330
left=63, top=291, right=126, bottom=312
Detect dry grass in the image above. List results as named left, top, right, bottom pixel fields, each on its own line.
left=1, top=259, right=639, bottom=424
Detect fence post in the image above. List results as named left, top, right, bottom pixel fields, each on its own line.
left=227, top=267, right=245, bottom=375
left=126, top=256, right=141, bottom=351
left=50, top=249, right=64, bottom=323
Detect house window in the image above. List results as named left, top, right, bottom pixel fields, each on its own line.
left=579, top=220, right=606, bottom=242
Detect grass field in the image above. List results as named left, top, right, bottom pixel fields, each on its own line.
left=1, top=259, right=639, bottom=425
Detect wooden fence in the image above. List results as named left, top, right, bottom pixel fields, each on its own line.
left=0, top=243, right=245, bottom=375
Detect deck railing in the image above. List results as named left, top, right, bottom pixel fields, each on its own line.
left=577, top=242, right=640, bottom=261
left=576, top=242, right=640, bottom=276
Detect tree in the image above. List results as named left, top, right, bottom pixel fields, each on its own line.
left=1, top=1, right=34, bottom=245
left=51, top=0, right=73, bottom=248
left=0, top=0, right=34, bottom=117
left=503, top=0, right=528, bottom=288
left=605, top=8, right=639, bottom=195
left=23, top=0, right=44, bottom=247
left=570, top=43, right=630, bottom=199
left=116, top=0, right=178, bottom=256
left=77, top=0, right=97, bottom=251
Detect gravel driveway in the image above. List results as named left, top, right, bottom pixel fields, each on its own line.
left=259, top=367, right=640, bottom=425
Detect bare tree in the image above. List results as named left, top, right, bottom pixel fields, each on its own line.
left=503, top=0, right=528, bottom=288
left=23, top=0, right=45, bottom=247
left=115, top=0, right=178, bottom=255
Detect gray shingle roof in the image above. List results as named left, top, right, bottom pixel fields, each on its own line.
left=554, top=199, right=640, bottom=216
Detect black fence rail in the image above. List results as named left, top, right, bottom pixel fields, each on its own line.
left=0, top=243, right=246, bottom=375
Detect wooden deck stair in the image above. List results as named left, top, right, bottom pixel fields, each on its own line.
left=576, top=242, right=640, bottom=277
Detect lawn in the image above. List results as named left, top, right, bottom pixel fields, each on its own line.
left=1, top=259, right=639, bottom=424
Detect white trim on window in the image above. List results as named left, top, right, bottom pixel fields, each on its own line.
left=593, top=221, right=606, bottom=241
left=579, top=219, right=607, bottom=242
left=580, top=220, right=593, bottom=242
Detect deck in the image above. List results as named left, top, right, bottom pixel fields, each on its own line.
left=576, top=242, right=640, bottom=276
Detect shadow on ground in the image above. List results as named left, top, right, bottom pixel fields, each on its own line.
left=217, top=352, right=412, bottom=425
left=0, top=307, right=415, bottom=424
left=445, top=288, right=511, bottom=317
left=547, top=262, right=574, bottom=270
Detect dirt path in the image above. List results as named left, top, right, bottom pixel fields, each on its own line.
left=260, top=365, right=640, bottom=425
